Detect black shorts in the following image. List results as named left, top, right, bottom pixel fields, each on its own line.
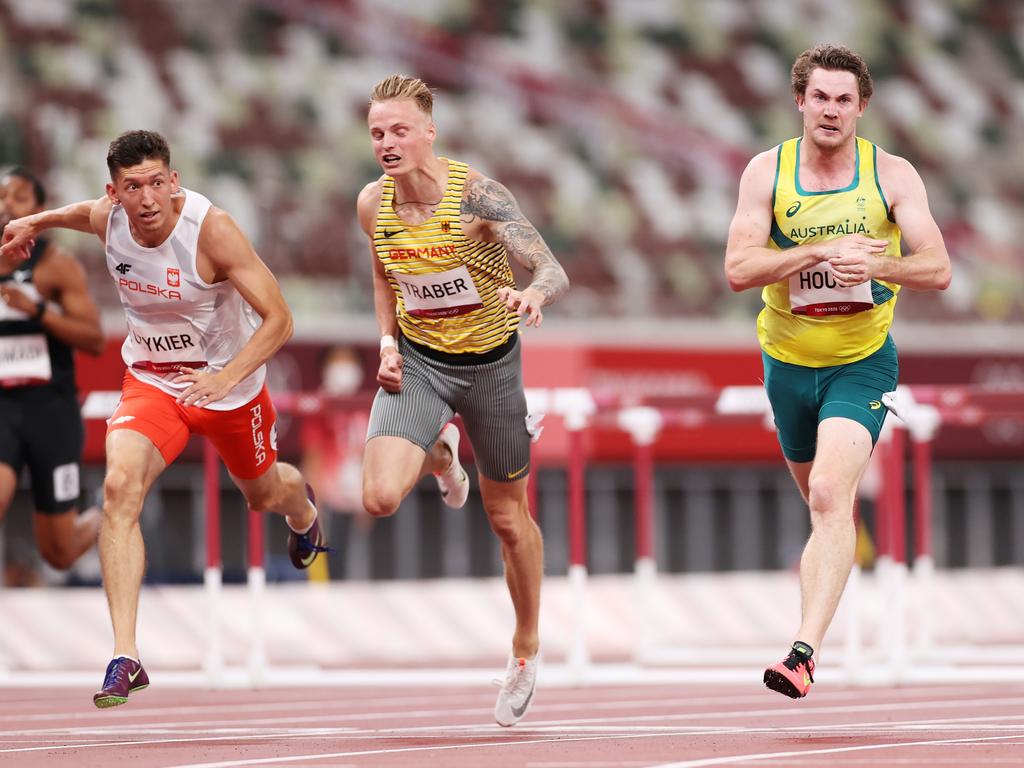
left=0, top=389, right=84, bottom=514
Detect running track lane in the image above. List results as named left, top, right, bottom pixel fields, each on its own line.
left=1, top=683, right=1023, bottom=767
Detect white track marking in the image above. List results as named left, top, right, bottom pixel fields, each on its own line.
left=165, top=732, right=1024, bottom=768
left=3, top=686, right=1024, bottom=764
left=5, top=691, right=1024, bottom=737
left=648, top=733, right=1024, bottom=767
left=0, top=683, right=1005, bottom=723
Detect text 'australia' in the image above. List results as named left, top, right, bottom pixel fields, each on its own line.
left=790, top=222, right=868, bottom=239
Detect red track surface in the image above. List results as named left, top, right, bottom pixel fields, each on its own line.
left=2, top=682, right=1023, bottom=767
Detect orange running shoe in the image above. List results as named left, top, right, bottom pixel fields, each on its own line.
left=764, top=642, right=815, bottom=699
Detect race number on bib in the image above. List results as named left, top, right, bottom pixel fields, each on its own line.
left=394, top=266, right=484, bottom=318
left=789, top=264, right=873, bottom=316
left=0, top=334, right=52, bottom=386
left=127, top=320, right=208, bottom=373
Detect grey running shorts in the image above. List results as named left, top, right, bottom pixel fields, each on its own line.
left=366, top=334, right=532, bottom=481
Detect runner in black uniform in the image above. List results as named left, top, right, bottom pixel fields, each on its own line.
left=0, top=167, right=104, bottom=569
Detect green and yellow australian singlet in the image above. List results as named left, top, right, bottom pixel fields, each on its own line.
left=374, top=158, right=517, bottom=355
left=758, top=137, right=901, bottom=367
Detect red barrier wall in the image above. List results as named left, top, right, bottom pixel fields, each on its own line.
left=75, top=338, right=1024, bottom=464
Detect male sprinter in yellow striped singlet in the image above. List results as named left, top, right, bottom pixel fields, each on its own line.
left=357, top=75, right=569, bottom=726
left=725, top=45, right=951, bottom=699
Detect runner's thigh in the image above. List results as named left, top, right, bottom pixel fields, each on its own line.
left=366, top=339, right=462, bottom=452
left=456, top=339, right=530, bottom=482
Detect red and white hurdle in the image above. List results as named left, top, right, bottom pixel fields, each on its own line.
left=67, top=383, right=1024, bottom=686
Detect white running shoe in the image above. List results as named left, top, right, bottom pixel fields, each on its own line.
left=494, top=653, right=539, bottom=727
left=435, top=422, right=469, bottom=509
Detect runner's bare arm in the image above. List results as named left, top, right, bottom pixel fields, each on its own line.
left=0, top=197, right=114, bottom=259
left=358, top=179, right=402, bottom=391
left=174, top=208, right=292, bottom=406
left=461, top=172, right=568, bottom=327
left=864, top=152, right=951, bottom=290
left=725, top=151, right=887, bottom=291
left=358, top=181, right=398, bottom=340
left=34, top=248, right=105, bottom=355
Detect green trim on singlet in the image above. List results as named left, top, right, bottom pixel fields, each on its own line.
left=793, top=137, right=861, bottom=195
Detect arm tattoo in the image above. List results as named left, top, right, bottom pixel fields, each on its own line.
left=462, top=177, right=520, bottom=222
left=462, top=177, right=570, bottom=304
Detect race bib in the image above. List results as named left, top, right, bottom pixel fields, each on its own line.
left=0, top=334, right=52, bottom=386
left=789, top=264, right=873, bottom=316
left=393, top=266, right=484, bottom=318
left=127, top=320, right=208, bottom=373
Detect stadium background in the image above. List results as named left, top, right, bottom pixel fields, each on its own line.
left=0, top=0, right=1020, bottom=643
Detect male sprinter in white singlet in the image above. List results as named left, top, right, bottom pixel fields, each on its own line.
left=1, top=130, right=328, bottom=708
left=359, top=76, right=569, bottom=727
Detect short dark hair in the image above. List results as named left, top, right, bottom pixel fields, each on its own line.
left=106, top=130, right=171, bottom=178
left=1, top=166, right=46, bottom=206
left=792, top=44, right=873, bottom=103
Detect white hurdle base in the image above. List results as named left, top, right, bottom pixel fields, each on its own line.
left=1, top=569, right=1022, bottom=686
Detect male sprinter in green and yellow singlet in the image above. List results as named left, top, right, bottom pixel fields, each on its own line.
left=357, top=75, right=569, bottom=726
left=725, top=45, right=951, bottom=699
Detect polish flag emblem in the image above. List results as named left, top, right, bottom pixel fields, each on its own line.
left=167, top=268, right=180, bottom=287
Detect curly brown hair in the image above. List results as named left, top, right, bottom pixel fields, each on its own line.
left=791, top=44, right=873, bottom=103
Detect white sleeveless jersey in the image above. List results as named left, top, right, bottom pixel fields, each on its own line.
left=106, top=187, right=265, bottom=410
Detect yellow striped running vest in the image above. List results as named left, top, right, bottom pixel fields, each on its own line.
left=374, top=158, right=517, bottom=354
left=757, top=137, right=901, bottom=367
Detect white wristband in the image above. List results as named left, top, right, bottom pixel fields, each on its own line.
left=380, top=334, right=397, bottom=352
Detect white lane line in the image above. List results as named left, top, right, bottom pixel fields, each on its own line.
left=162, top=731, right=1024, bottom=768
left=5, top=701, right=1024, bottom=746
left=0, top=684, right=1010, bottom=724
left=158, top=731, right=784, bottom=768
left=5, top=692, right=1024, bottom=737
left=648, top=733, right=1024, bottom=767
left=4, top=717, right=1024, bottom=762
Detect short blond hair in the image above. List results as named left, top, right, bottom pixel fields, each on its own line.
left=370, top=75, right=434, bottom=115
left=792, top=44, right=873, bottom=103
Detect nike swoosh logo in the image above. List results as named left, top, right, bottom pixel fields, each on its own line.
left=506, top=463, right=529, bottom=480
left=383, top=229, right=404, bottom=238
left=511, top=682, right=535, bottom=719
left=128, top=668, right=142, bottom=684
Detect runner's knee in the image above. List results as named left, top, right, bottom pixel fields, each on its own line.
left=241, top=484, right=279, bottom=512
left=38, top=537, right=78, bottom=570
left=486, top=503, right=533, bottom=545
left=102, top=468, right=145, bottom=520
left=807, top=476, right=843, bottom=518
left=362, top=481, right=401, bottom=518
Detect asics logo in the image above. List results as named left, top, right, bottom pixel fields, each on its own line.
left=869, top=400, right=882, bottom=410
left=786, top=201, right=802, bottom=217
left=128, top=667, right=142, bottom=684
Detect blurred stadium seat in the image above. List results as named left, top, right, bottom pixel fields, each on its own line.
left=0, top=0, right=1021, bottom=325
